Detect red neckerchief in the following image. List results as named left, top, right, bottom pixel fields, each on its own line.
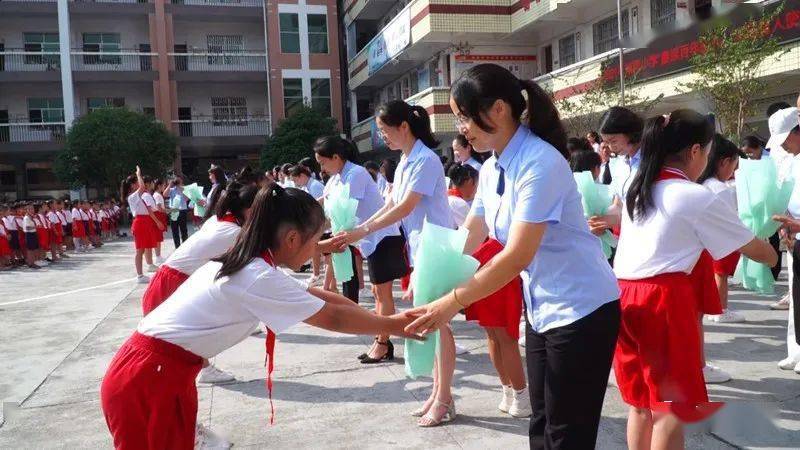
left=447, top=188, right=463, bottom=198
left=260, top=250, right=278, bottom=425
left=219, top=213, right=240, bottom=225
left=656, top=167, right=720, bottom=314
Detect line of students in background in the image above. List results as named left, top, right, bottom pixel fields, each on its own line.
left=0, top=198, right=122, bottom=270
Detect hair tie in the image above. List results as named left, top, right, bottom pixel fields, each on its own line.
left=662, top=114, right=671, bottom=126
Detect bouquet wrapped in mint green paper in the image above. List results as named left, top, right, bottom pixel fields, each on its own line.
left=574, top=171, right=617, bottom=258
left=405, top=221, right=480, bottom=379
left=182, top=183, right=206, bottom=218
left=324, top=184, right=359, bottom=282
left=734, top=159, right=794, bottom=294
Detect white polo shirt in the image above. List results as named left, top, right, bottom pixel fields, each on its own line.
left=165, top=216, right=242, bottom=275
left=615, top=175, right=754, bottom=280
left=127, top=192, right=149, bottom=216
left=138, top=259, right=324, bottom=359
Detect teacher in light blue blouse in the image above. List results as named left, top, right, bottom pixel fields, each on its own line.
left=405, top=64, right=621, bottom=449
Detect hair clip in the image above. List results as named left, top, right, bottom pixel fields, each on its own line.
left=662, top=114, right=671, bottom=126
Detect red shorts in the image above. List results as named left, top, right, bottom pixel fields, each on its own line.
left=102, top=219, right=110, bottom=232
left=465, top=239, right=523, bottom=339
left=132, top=215, right=159, bottom=250
left=85, top=220, right=95, bottom=237
left=614, top=273, right=708, bottom=414
left=0, top=235, right=10, bottom=256
left=101, top=332, right=202, bottom=450
left=713, top=251, right=740, bottom=277
left=141, top=265, right=190, bottom=315
left=53, top=223, right=64, bottom=245
left=36, top=227, right=50, bottom=249
left=72, top=220, right=86, bottom=238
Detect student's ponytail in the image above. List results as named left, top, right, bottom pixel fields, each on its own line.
left=376, top=100, right=440, bottom=149
left=214, top=181, right=258, bottom=224
left=204, top=178, right=227, bottom=220
left=626, top=109, right=715, bottom=220
left=451, top=63, right=568, bottom=159
left=314, top=135, right=361, bottom=164
left=214, top=184, right=326, bottom=279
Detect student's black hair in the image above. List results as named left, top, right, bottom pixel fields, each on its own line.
left=121, top=174, right=138, bottom=200
left=375, top=100, right=440, bottom=149
left=289, top=165, right=312, bottom=178
left=451, top=63, right=568, bottom=159
left=566, top=137, right=592, bottom=154
left=142, top=175, right=153, bottom=185
left=626, top=109, right=715, bottom=220
left=272, top=165, right=281, bottom=175
left=570, top=150, right=602, bottom=173
left=698, top=133, right=741, bottom=184
left=234, top=166, right=258, bottom=185
left=767, top=101, right=792, bottom=119
left=214, top=181, right=258, bottom=224
left=740, top=135, right=764, bottom=149
left=298, top=156, right=321, bottom=179
left=587, top=131, right=601, bottom=143
left=313, top=135, right=360, bottom=163
left=281, top=163, right=294, bottom=175
left=364, top=160, right=380, bottom=178
left=599, top=106, right=644, bottom=145
left=214, top=184, right=325, bottom=279
left=204, top=177, right=228, bottom=220
left=447, top=163, right=478, bottom=187
left=453, top=133, right=485, bottom=163
left=380, top=158, right=397, bottom=184
left=209, top=165, right=225, bottom=184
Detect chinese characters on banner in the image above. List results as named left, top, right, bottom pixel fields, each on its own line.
left=367, top=8, right=411, bottom=75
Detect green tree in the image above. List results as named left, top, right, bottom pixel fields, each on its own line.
left=53, top=108, right=176, bottom=194
left=261, top=106, right=338, bottom=170
left=682, top=6, right=786, bottom=140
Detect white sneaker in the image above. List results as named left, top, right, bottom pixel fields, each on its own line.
left=359, top=287, right=373, bottom=299
left=795, top=361, right=800, bottom=374
left=195, top=423, right=231, bottom=449
left=197, top=365, right=236, bottom=384
left=778, top=356, right=800, bottom=370
left=498, top=385, right=513, bottom=413
left=508, top=387, right=532, bottom=418
left=710, top=309, right=746, bottom=323
left=770, top=295, right=790, bottom=310
left=136, top=274, right=150, bottom=284
left=454, top=342, right=469, bottom=355
left=147, top=264, right=158, bottom=272
left=703, top=364, right=732, bottom=384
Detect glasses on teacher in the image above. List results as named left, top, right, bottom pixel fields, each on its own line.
left=453, top=116, right=470, bottom=130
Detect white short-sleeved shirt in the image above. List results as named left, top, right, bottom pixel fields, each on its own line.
left=4, top=215, right=17, bottom=231
left=153, top=192, right=165, bottom=209
left=88, top=209, right=97, bottom=221
left=71, top=208, right=82, bottom=221
left=23, top=216, right=36, bottom=233
left=703, top=177, right=737, bottom=212
left=165, top=216, right=242, bottom=275
left=464, top=157, right=482, bottom=172
left=141, top=192, right=156, bottom=209
left=138, top=259, right=324, bottom=359
left=127, top=192, right=149, bottom=216
left=471, top=126, right=619, bottom=333
left=376, top=173, right=388, bottom=196
left=56, top=211, right=68, bottom=225
left=64, top=209, right=73, bottom=223
left=327, top=161, right=400, bottom=257
left=610, top=151, right=642, bottom=201
left=47, top=211, right=59, bottom=226
left=392, top=140, right=454, bottom=264
left=615, top=172, right=754, bottom=280
left=448, top=195, right=470, bottom=227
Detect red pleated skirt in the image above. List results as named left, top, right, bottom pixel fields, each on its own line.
left=53, top=223, right=64, bottom=245
left=712, top=250, right=740, bottom=277
left=464, top=239, right=523, bottom=339
left=155, top=212, right=168, bottom=242
left=101, top=332, right=202, bottom=450
left=696, top=251, right=723, bottom=315
left=72, top=220, right=86, bottom=238
left=131, top=215, right=159, bottom=250
left=0, top=235, right=11, bottom=256
left=36, top=227, right=50, bottom=249
left=141, top=264, right=190, bottom=315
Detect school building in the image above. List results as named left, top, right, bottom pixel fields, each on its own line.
left=0, top=0, right=344, bottom=200
left=341, top=0, right=800, bottom=157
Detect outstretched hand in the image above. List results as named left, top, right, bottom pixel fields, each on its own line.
left=318, top=234, right=348, bottom=254
left=388, top=312, right=427, bottom=341
left=403, top=295, right=461, bottom=336
left=773, top=215, right=800, bottom=234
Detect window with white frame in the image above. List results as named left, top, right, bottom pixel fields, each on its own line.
left=650, top=0, right=676, bottom=28
left=283, top=78, right=303, bottom=117
left=311, top=79, right=331, bottom=115
left=23, top=33, right=59, bottom=66
left=558, top=34, right=577, bottom=67
left=82, top=33, right=121, bottom=64
left=207, top=35, right=243, bottom=65
left=307, top=14, right=329, bottom=54
left=87, top=97, right=125, bottom=113
left=212, top=97, right=248, bottom=125
left=593, top=10, right=630, bottom=55
left=279, top=13, right=300, bottom=54
left=27, top=98, right=64, bottom=123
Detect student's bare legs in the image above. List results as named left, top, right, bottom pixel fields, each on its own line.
left=715, top=274, right=729, bottom=310
left=627, top=407, right=654, bottom=450
left=135, top=249, right=144, bottom=276
left=367, top=281, right=395, bottom=358
left=651, top=411, right=683, bottom=450
left=486, top=327, right=526, bottom=390
left=144, top=248, right=153, bottom=266
left=418, top=326, right=456, bottom=425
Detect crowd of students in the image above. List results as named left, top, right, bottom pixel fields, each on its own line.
left=0, top=198, right=123, bottom=270
left=97, top=62, right=800, bottom=450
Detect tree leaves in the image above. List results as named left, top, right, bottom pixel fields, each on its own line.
left=261, top=106, right=338, bottom=170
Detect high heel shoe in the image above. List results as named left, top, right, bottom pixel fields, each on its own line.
left=360, top=340, right=393, bottom=364
left=358, top=337, right=378, bottom=360
left=417, top=399, right=456, bottom=427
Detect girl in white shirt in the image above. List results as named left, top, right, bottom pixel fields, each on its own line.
left=100, top=184, right=418, bottom=449
left=125, top=167, right=165, bottom=282
left=150, top=180, right=167, bottom=263
left=615, top=110, right=776, bottom=449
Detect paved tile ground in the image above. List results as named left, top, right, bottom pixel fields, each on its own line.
left=0, top=234, right=798, bottom=449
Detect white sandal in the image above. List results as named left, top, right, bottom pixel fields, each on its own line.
left=417, top=399, right=456, bottom=427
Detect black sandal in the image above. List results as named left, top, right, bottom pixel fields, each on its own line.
left=361, top=340, right=394, bottom=364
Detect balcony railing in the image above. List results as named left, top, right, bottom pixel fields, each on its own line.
left=70, top=50, right=156, bottom=72
left=0, top=123, right=66, bottom=144
left=169, top=0, right=261, bottom=7
left=0, top=0, right=57, bottom=3
left=70, top=0, right=150, bottom=3
left=172, top=116, right=271, bottom=138
left=0, top=51, right=61, bottom=72
left=170, top=52, right=266, bottom=72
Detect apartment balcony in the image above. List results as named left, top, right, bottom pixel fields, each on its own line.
left=0, top=122, right=66, bottom=154
left=0, top=51, right=61, bottom=82
left=167, top=0, right=264, bottom=22
left=343, top=0, right=396, bottom=26
left=70, top=50, right=157, bottom=81
left=170, top=52, right=267, bottom=82
left=172, top=116, right=271, bottom=154
left=0, top=0, right=56, bottom=15
left=69, top=0, right=154, bottom=17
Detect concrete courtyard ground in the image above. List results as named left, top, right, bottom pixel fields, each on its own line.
left=0, top=235, right=798, bottom=449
